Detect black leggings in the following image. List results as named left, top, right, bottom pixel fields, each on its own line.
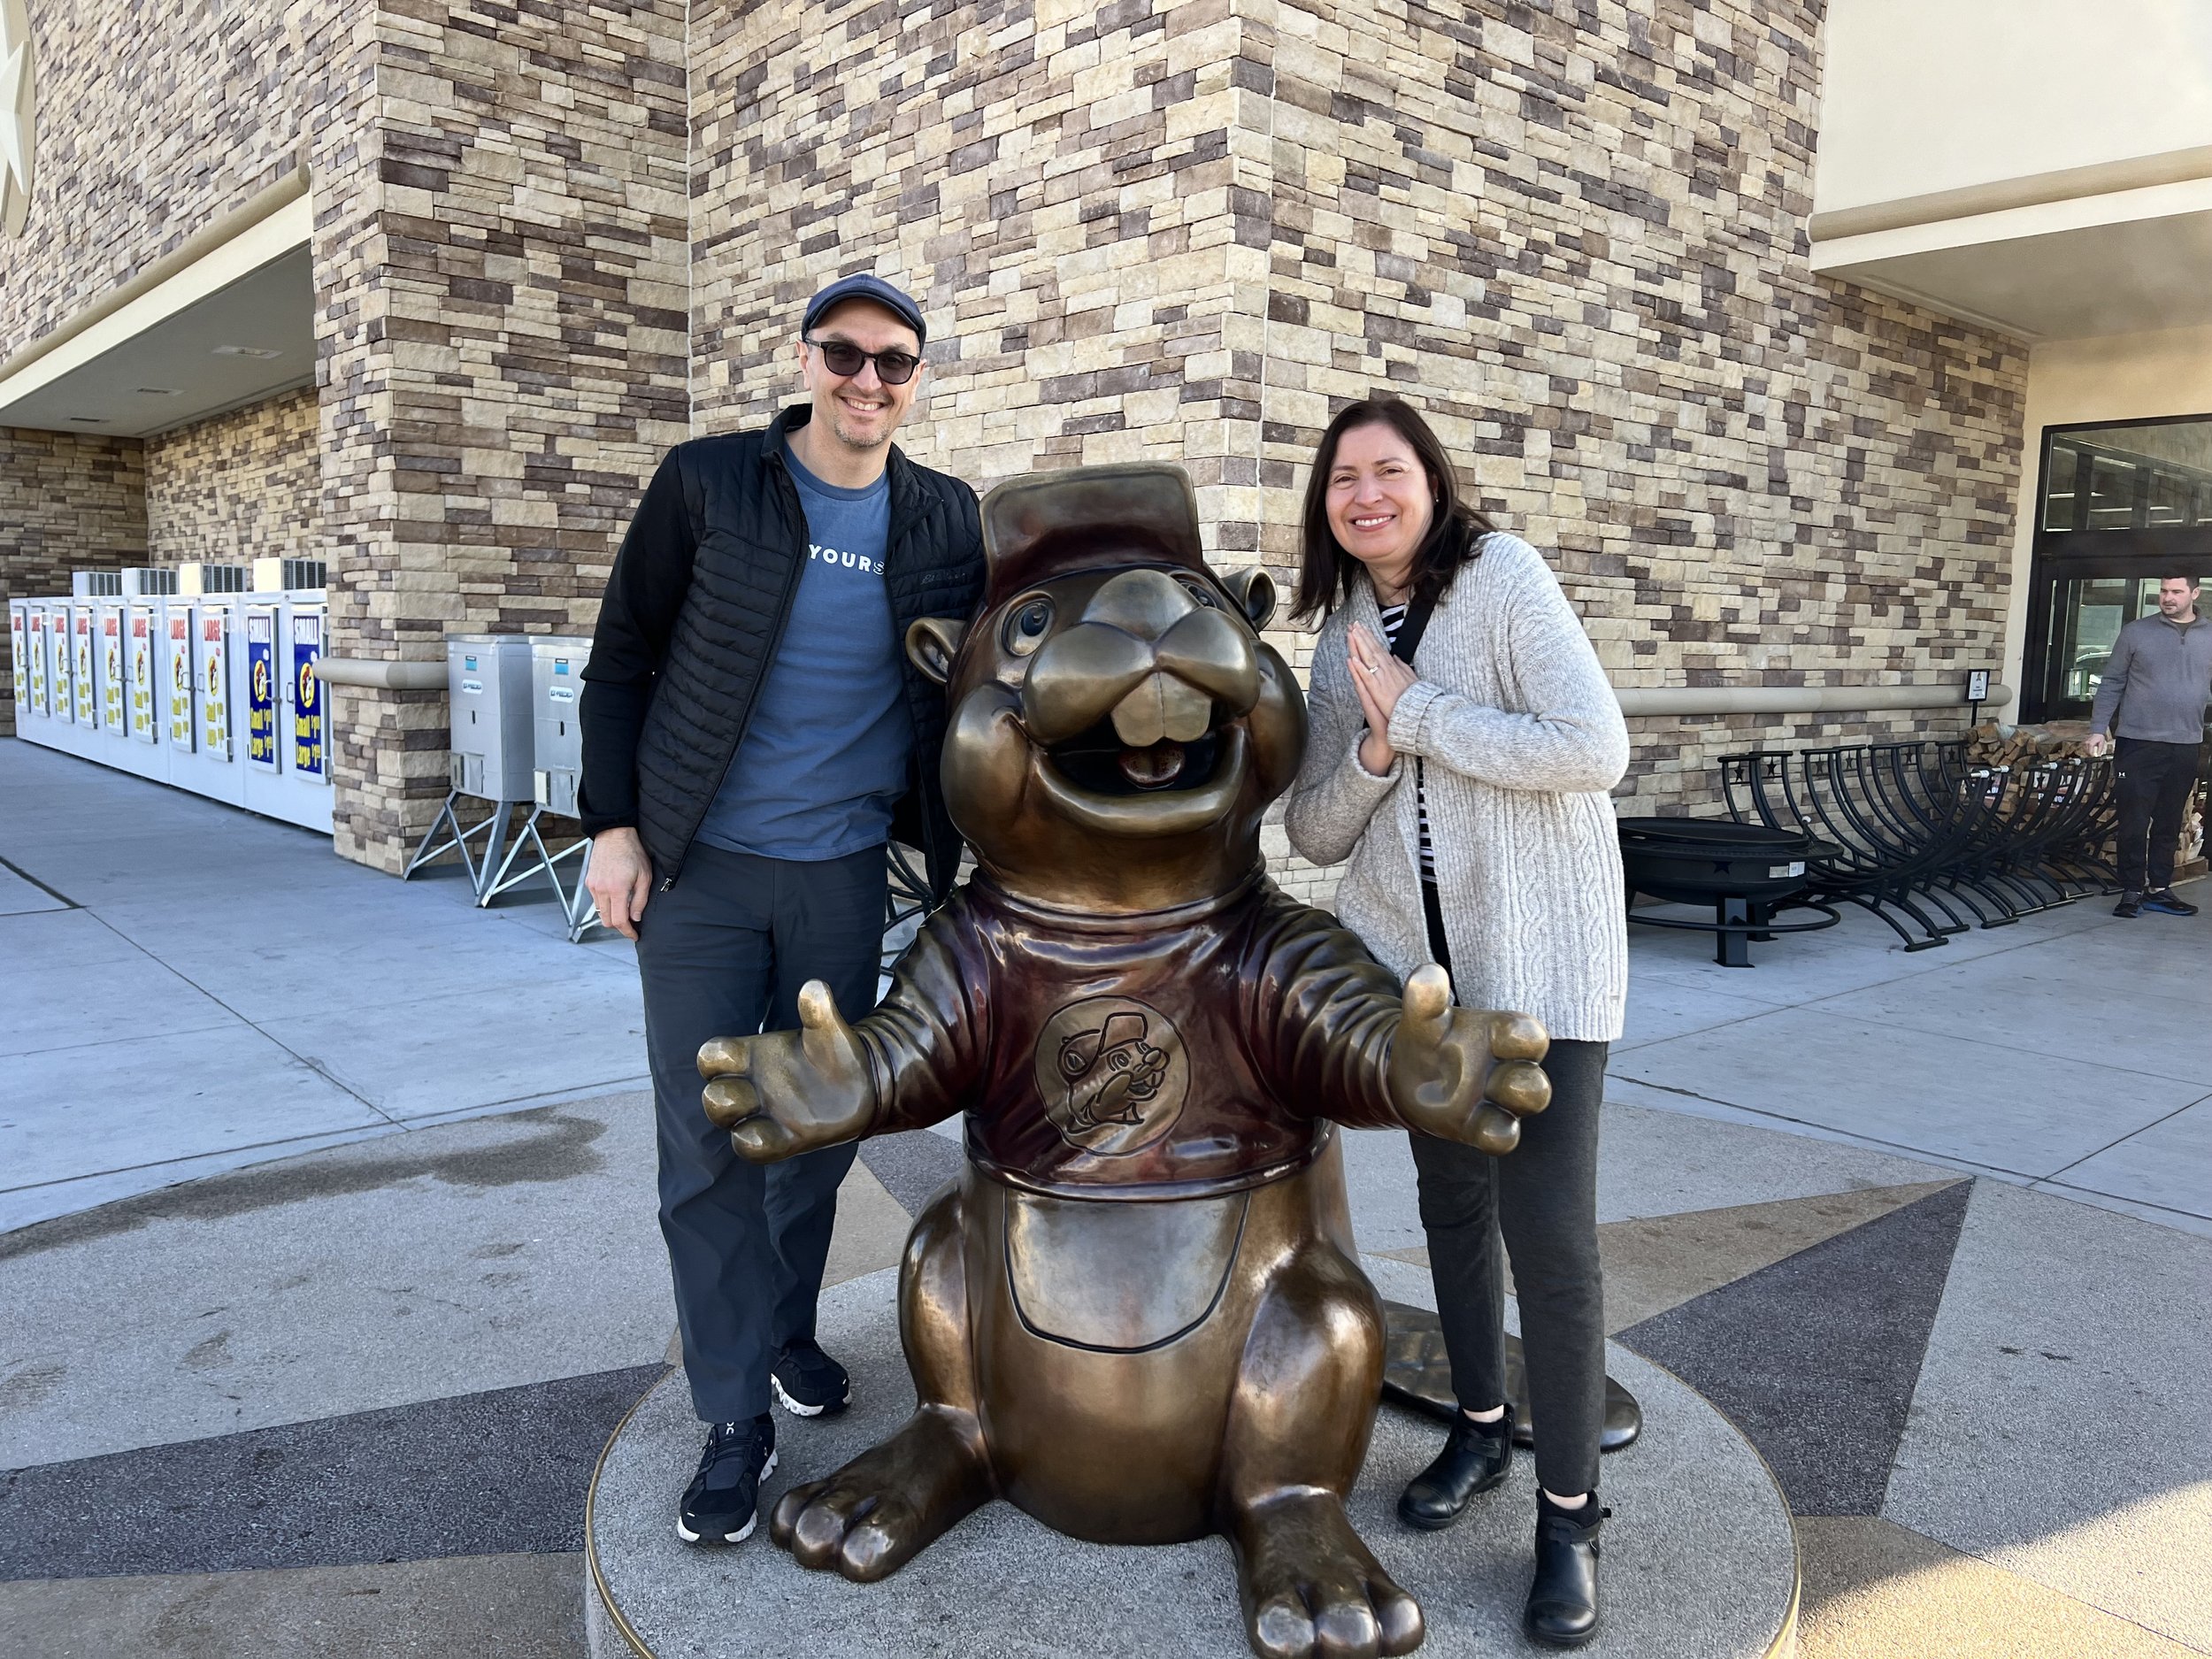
left=1410, top=880, right=1607, bottom=1496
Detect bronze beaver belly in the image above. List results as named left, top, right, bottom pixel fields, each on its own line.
left=697, top=464, right=1553, bottom=1659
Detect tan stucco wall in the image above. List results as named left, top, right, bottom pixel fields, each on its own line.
left=1815, top=0, right=2212, bottom=213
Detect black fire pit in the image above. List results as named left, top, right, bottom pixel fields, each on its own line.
left=1617, top=817, right=1842, bottom=967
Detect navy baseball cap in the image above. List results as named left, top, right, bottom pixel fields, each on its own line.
left=803, top=274, right=927, bottom=347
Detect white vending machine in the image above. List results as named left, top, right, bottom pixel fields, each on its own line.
left=121, top=602, right=166, bottom=782
left=239, top=594, right=331, bottom=833
left=7, top=600, right=30, bottom=730
left=164, top=602, right=196, bottom=754
left=96, top=598, right=130, bottom=755
left=41, top=602, right=61, bottom=726
left=28, top=603, right=50, bottom=725
left=69, top=603, right=98, bottom=746
left=171, top=595, right=247, bottom=809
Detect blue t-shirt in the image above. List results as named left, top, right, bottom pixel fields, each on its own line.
left=695, top=452, right=910, bottom=860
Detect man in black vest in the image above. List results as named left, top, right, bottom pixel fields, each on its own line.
left=579, top=274, right=983, bottom=1548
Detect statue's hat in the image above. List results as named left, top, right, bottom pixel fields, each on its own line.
left=979, top=464, right=1209, bottom=611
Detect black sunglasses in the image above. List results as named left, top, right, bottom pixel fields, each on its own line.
left=805, top=336, right=922, bottom=385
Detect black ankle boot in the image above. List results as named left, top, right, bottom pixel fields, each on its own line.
left=1397, top=1406, right=1513, bottom=1531
left=1524, top=1491, right=1607, bottom=1647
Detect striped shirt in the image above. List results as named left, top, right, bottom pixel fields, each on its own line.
left=1377, top=603, right=1438, bottom=883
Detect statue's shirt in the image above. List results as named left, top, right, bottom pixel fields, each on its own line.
left=861, top=873, right=1407, bottom=1200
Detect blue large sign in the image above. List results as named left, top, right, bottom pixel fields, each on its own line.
left=246, top=610, right=278, bottom=767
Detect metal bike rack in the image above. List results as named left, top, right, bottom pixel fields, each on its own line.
left=1722, top=740, right=2117, bottom=950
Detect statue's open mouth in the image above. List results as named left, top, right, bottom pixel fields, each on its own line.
left=1047, top=719, right=1224, bottom=797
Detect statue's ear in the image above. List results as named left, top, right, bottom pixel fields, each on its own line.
left=1219, top=567, right=1277, bottom=632
left=906, top=616, right=968, bottom=685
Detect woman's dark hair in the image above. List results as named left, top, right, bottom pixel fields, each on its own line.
left=1291, top=397, right=1495, bottom=622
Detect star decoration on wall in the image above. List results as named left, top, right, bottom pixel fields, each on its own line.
left=0, top=0, right=34, bottom=238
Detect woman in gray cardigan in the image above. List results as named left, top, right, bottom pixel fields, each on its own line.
left=1284, top=398, right=1629, bottom=1649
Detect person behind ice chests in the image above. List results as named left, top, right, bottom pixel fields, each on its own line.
left=578, top=274, right=984, bottom=1548
left=2085, top=572, right=2211, bottom=918
left=1283, top=398, right=1629, bottom=1648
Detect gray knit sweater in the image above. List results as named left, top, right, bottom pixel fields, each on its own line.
left=1284, top=533, right=1631, bottom=1043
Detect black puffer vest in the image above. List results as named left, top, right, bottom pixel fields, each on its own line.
left=636, top=413, right=984, bottom=898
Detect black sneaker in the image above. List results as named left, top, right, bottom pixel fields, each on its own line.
left=771, top=1339, right=852, bottom=1417
left=2142, top=888, right=2200, bottom=917
left=2114, top=890, right=2143, bottom=918
left=677, top=1414, right=776, bottom=1545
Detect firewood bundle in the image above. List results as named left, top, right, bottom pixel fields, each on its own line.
left=1965, top=720, right=2098, bottom=765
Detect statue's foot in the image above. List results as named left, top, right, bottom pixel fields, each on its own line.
left=770, top=1404, right=990, bottom=1582
left=1233, top=1491, right=1424, bottom=1659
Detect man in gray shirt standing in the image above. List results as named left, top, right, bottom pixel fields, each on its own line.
left=2086, top=573, right=2212, bottom=917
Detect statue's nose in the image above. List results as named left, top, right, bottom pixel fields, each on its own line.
left=1020, top=568, right=1261, bottom=745
left=1082, top=568, right=1195, bottom=638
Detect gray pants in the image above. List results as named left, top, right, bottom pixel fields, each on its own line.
left=635, top=842, right=885, bottom=1423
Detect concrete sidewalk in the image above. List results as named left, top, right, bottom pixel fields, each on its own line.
left=3, top=735, right=2208, bottom=1657
left=1615, top=884, right=2212, bottom=1236
left=0, top=738, right=647, bottom=1231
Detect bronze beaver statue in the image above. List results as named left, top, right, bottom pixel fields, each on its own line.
left=698, top=463, right=1553, bottom=1659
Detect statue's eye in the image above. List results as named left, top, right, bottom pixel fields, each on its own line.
left=1178, top=579, right=1220, bottom=609
left=1005, top=598, right=1055, bottom=656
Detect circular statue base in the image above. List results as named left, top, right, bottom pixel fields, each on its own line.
left=586, top=1260, right=1797, bottom=1658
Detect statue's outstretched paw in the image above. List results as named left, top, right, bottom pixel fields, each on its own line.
left=1235, top=1492, right=1424, bottom=1659
left=768, top=1408, right=988, bottom=1583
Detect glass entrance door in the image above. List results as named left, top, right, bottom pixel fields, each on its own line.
left=2023, top=416, right=2212, bottom=723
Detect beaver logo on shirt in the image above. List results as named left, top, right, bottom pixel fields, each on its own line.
left=1033, top=996, right=1187, bottom=1155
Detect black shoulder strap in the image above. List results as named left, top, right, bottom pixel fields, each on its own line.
left=1387, top=587, right=1439, bottom=666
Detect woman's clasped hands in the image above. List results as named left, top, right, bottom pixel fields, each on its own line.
left=1348, top=620, right=1417, bottom=776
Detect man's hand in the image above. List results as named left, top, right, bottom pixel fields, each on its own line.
left=2085, top=732, right=2110, bottom=758
left=698, top=980, right=876, bottom=1163
left=586, top=826, right=654, bottom=940
left=1386, top=965, right=1551, bottom=1155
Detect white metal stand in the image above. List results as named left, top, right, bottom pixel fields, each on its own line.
left=402, top=790, right=523, bottom=900
left=479, top=809, right=605, bottom=941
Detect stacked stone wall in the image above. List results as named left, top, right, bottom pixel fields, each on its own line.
left=4, top=0, right=2032, bottom=884
left=143, top=388, right=323, bottom=568
left=689, top=0, right=1256, bottom=505
left=0, top=1, right=311, bottom=361
left=321, top=0, right=692, bottom=871
left=689, top=0, right=2026, bottom=911
left=0, top=429, right=148, bottom=735
left=1244, top=0, right=2023, bottom=866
